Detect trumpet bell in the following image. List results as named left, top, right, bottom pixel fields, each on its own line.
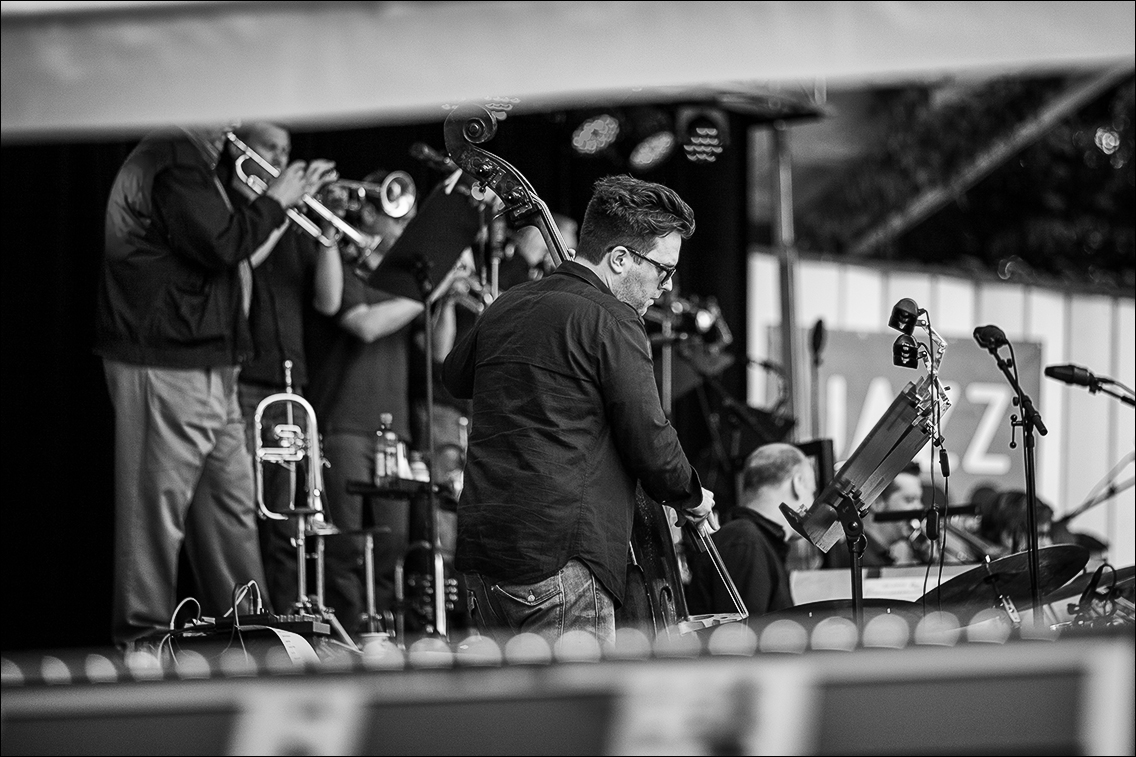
left=374, top=170, right=417, bottom=219
left=324, top=171, right=417, bottom=220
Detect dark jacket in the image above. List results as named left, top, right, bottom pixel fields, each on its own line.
left=442, top=261, right=702, bottom=603
left=95, top=130, right=287, bottom=368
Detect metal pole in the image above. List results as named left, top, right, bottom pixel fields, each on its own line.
left=772, top=122, right=803, bottom=439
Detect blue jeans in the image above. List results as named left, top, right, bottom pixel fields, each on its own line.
left=464, top=559, right=615, bottom=645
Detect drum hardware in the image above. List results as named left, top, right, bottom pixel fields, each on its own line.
left=1045, top=564, right=1135, bottom=605
left=919, top=544, right=1089, bottom=625
left=1045, top=564, right=1136, bottom=629
left=396, top=541, right=464, bottom=643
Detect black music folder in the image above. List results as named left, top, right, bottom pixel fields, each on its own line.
left=365, top=182, right=482, bottom=301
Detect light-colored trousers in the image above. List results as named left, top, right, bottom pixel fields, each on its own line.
left=104, top=360, right=269, bottom=646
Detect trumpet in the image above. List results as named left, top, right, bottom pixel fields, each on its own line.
left=225, top=131, right=382, bottom=255
left=320, top=174, right=416, bottom=219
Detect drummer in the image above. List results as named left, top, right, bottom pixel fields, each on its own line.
left=977, top=490, right=1055, bottom=554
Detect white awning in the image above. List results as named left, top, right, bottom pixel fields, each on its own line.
left=3, top=0, right=1134, bottom=140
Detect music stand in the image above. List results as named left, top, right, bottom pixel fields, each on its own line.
left=365, top=181, right=481, bottom=639
left=780, top=377, right=939, bottom=631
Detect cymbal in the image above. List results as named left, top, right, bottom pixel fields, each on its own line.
left=920, top=544, right=1089, bottom=614
left=755, top=598, right=921, bottom=628
left=1044, top=564, right=1135, bottom=604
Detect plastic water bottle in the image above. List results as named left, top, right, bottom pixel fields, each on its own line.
left=409, top=451, right=430, bottom=483
left=374, top=413, right=400, bottom=485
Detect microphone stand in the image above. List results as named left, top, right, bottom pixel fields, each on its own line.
left=983, top=342, right=1048, bottom=625
left=412, top=256, right=448, bottom=640
left=833, top=490, right=867, bottom=633
left=1084, top=375, right=1136, bottom=407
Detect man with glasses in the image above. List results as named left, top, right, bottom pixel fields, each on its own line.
left=442, top=174, right=717, bottom=646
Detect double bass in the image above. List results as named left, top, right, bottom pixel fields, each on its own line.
left=442, top=105, right=746, bottom=637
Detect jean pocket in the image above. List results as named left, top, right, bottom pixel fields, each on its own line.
left=492, top=573, right=561, bottom=607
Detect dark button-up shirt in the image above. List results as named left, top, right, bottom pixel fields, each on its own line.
left=239, top=225, right=320, bottom=389
left=686, top=507, right=793, bottom=619
left=441, top=261, right=701, bottom=603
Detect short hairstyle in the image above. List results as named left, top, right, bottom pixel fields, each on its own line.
left=978, top=490, right=1054, bottom=547
left=880, top=461, right=921, bottom=501
left=575, top=175, right=695, bottom=264
left=741, top=443, right=809, bottom=495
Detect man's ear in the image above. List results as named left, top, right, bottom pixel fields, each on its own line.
left=788, top=472, right=802, bottom=502
left=789, top=469, right=811, bottom=504
left=607, top=245, right=628, bottom=275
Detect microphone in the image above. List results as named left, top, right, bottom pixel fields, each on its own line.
left=973, top=324, right=1008, bottom=351
left=410, top=142, right=457, bottom=174
left=1044, top=363, right=1097, bottom=388
left=1073, top=564, right=1107, bottom=620
left=810, top=319, right=826, bottom=363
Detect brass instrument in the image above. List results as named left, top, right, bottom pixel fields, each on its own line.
left=225, top=131, right=382, bottom=255
left=448, top=267, right=494, bottom=315
left=254, top=361, right=357, bottom=645
left=320, top=174, right=416, bottom=219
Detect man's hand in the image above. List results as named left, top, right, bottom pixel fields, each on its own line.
left=675, top=487, right=719, bottom=538
left=265, top=159, right=337, bottom=209
left=428, top=251, right=471, bottom=305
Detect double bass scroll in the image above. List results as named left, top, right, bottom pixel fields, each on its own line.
left=444, top=104, right=570, bottom=268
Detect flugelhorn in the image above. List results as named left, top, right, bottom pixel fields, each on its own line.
left=225, top=131, right=382, bottom=255
left=254, top=361, right=338, bottom=616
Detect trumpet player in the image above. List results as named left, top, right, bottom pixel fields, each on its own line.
left=225, top=122, right=344, bottom=614
left=95, top=122, right=336, bottom=649
left=305, top=168, right=465, bottom=640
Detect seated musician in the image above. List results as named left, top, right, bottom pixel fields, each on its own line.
left=441, top=175, right=718, bottom=645
left=824, top=462, right=925, bottom=568
left=687, top=443, right=817, bottom=619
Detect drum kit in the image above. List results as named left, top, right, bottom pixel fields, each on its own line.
left=756, top=546, right=1134, bottom=636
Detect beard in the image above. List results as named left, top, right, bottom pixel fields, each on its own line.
left=611, top=276, right=651, bottom=316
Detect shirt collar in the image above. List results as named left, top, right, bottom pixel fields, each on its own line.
left=552, top=260, right=614, bottom=298
left=731, top=506, right=789, bottom=543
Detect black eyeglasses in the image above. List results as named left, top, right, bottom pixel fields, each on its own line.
left=620, top=246, right=677, bottom=286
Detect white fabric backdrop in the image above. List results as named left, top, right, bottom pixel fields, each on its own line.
left=3, top=0, right=1134, bottom=140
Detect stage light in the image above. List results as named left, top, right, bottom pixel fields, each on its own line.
left=677, top=107, right=729, bottom=163
left=626, top=107, right=675, bottom=173
left=571, top=112, right=621, bottom=156
left=888, top=297, right=922, bottom=335
left=892, top=334, right=920, bottom=369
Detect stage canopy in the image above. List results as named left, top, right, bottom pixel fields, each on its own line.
left=3, top=0, right=1134, bottom=141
